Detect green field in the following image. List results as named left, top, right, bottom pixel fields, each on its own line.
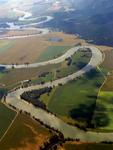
left=63, top=143, right=113, bottom=150
left=0, top=73, right=4, bottom=79
left=0, top=63, right=61, bottom=89
left=0, top=41, right=15, bottom=53
left=93, top=91, right=113, bottom=130
left=31, top=72, right=54, bottom=84
left=32, top=49, right=91, bottom=85
left=0, top=88, right=16, bottom=138
left=0, top=103, right=16, bottom=138
left=37, top=46, right=72, bottom=62
left=56, top=49, right=91, bottom=78
left=41, top=69, right=105, bottom=126
left=0, top=48, right=91, bottom=90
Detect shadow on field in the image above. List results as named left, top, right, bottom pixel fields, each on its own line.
left=0, top=88, right=7, bottom=100
left=87, top=95, right=97, bottom=100
left=98, top=94, right=113, bottom=104
left=70, top=103, right=96, bottom=127
left=0, top=67, right=6, bottom=73
left=70, top=103, right=109, bottom=128
left=76, top=62, right=87, bottom=70
left=85, top=69, right=101, bottom=79
left=74, top=64, right=102, bottom=85
left=95, top=82, right=102, bottom=88
left=93, top=104, right=110, bottom=127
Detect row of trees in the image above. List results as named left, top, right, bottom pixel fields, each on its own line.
left=11, top=62, right=29, bottom=69
left=8, top=104, right=113, bottom=149
left=65, top=57, right=72, bottom=66
left=20, top=87, right=52, bottom=109
left=40, top=134, right=64, bottom=150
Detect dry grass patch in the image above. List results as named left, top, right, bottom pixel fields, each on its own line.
left=92, top=45, right=113, bottom=70
left=102, top=49, right=113, bottom=70
left=4, top=29, right=41, bottom=37
left=0, top=36, right=49, bottom=64
left=102, top=74, right=113, bottom=91
left=44, top=32, right=86, bottom=46
left=0, top=113, right=54, bottom=150
left=0, top=32, right=86, bottom=64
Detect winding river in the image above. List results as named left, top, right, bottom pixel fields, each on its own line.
left=3, top=45, right=113, bottom=143
left=1, top=7, right=113, bottom=143
left=0, top=8, right=53, bottom=39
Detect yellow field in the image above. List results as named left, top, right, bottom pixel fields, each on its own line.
left=4, top=29, right=41, bottom=37
left=0, top=32, right=86, bottom=64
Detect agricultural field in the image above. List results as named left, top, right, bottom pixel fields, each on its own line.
left=0, top=36, right=49, bottom=64
left=57, top=142, right=113, bottom=150
left=0, top=32, right=84, bottom=64
left=102, top=75, right=113, bottom=91
left=101, top=48, right=113, bottom=70
left=90, top=45, right=113, bottom=130
left=0, top=88, right=16, bottom=138
left=0, top=103, right=16, bottom=138
left=0, top=40, right=16, bottom=54
left=31, top=48, right=92, bottom=85
left=37, top=46, right=72, bottom=62
left=91, top=46, right=113, bottom=131
left=0, top=48, right=91, bottom=90
left=3, top=29, right=42, bottom=37
left=41, top=69, right=105, bottom=127
left=0, top=29, right=112, bottom=148
left=1, top=0, right=113, bottom=149
left=0, top=113, right=55, bottom=150
left=93, top=90, right=113, bottom=130
left=55, top=48, right=92, bottom=78
left=0, top=63, right=61, bottom=88
left=31, top=72, right=54, bottom=85
left=44, top=32, right=86, bottom=46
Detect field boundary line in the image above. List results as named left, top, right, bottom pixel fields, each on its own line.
left=96, top=66, right=107, bottom=103
left=97, top=67, right=107, bottom=98
left=0, top=111, right=18, bottom=143
left=97, top=66, right=106, bottom=79
left=91, top=67, right=108, bottom=123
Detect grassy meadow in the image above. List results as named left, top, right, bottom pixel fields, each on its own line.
left=41, top=69, right=105, bottom=126
left=0, top=103, right=16, bottom=138
left=37, top=46, right=72, bottom=62
left=93, top=91, right=113, bottom=130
